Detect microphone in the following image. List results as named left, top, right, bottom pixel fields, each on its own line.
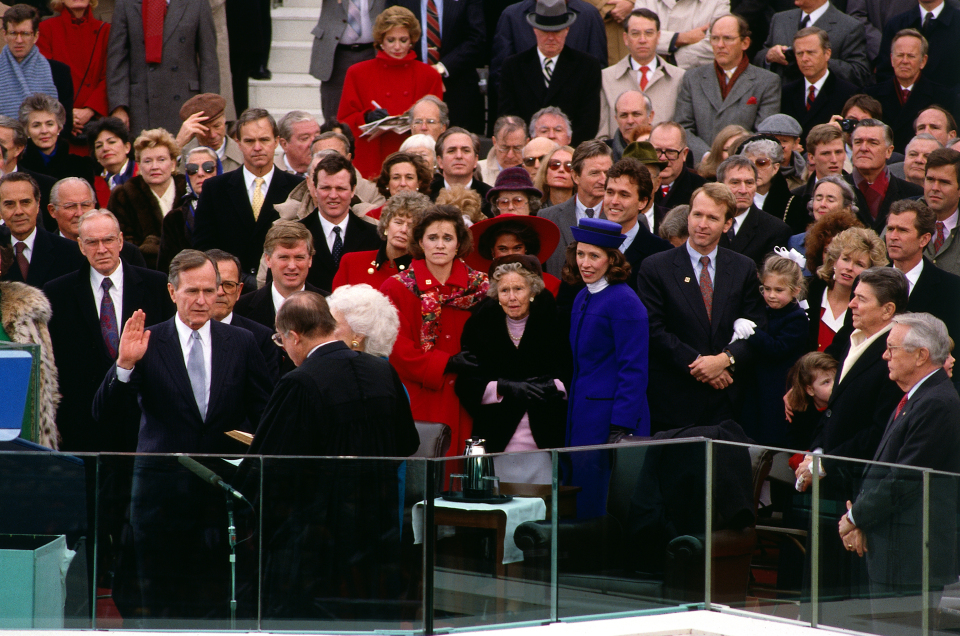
left=178, top=454, right=249, bottom=504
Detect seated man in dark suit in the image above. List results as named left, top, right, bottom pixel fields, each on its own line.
left=780, top=28, right=859, bottom=143
left=846, top=119, right=924, bottom=234
left=192, top=108, right=304, bottom=287
left=206, top=249, right=280, bottom=384
left=47, top=177, right=146, bottom=267
left=601, top=157, right=670, bottom=290
left=717, top=155, right=793, bottom=268
left=498, top=0, right=602, bottom=147
left=841, top=313, right=960, bottom=629
left=876, top=0, right=960, bottom=93
left=44, top=209, right=173, bottom=453
left=297, top=152, right=381, bottom=291
left=0, top=172, right=84, bottom=288
left=865, top=28, right=960, bottom=152
left=429, top=127, right=494, bottom=217
left=637, top=182, right=767, bottom=433
left=650, top=122, right=706, bottom=212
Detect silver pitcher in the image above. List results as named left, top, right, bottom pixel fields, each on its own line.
left=463, top=437, right=495, bottom=496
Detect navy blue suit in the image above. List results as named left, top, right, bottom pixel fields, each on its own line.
left=229, top=312, right=280, bottom=385
left=2, top=225, right=85, bottom=288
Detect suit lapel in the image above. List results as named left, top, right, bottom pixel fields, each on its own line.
left=73, top=267, right=110, bottom=360
left=732, top=208, right=760, bottom=252
left=154, top=319, right=203, bottom=421
left=207, top=321, right=228, bottom=423
left=162, top=0, right=187, bottom=46
left=524, top=49, right=547, bottom=103
left=722, top=67, right=755, bottom=110
left=711, top=250, right=736, bottom=338
left=832, top=334, right=887, bottom=403
left=701, top=66, right=724, bottom=114
left=26, top=228, right=52, bottom=286
left=121, top=262, right=145, bottom=325
left=808, top=73, right=836, bottom=122
left=227, top=170, right=256, bottom=229
left=544, top=49, right=573, bottom=102
left=673, top=248, right=711, bottom=331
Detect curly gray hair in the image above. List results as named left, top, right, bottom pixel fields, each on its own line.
left=326, top=284, right=400, bottom=358
left=487, top=261, right=545, bottom=299
left=377, top=190, right=431, bottom=240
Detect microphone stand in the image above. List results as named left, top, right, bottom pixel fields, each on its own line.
left=225, top=492, right=238, bottom=630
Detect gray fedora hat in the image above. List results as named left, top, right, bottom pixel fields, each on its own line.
left=526, top=0, right=577, bottom=31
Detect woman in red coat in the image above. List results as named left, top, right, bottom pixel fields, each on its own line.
left=380, top=205, right=489, bottom=457
left=337, top=6, right=443, bottom=180
left=38, top=0, right=110, bottom=155
left=333, top=190, right=431, bottom=290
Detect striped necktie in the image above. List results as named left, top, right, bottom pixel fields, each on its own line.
left=543, top=58, right=553, bottom=86
left=426, top=0, right=441, bottom=64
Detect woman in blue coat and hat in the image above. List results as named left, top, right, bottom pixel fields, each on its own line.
left=562, top=217, right=650, bottom=518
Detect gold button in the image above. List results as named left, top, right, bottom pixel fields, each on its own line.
left=399, top=264, right=405, bottom=270
left=425, top=279, right=432, bottom=285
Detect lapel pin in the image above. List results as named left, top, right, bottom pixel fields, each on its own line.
left=425, top=279, right=432, bottom=285
left=684, top=277, right=690, bottom=283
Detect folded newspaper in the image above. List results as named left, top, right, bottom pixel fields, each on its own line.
left=359, top=114, right=411, bottom=140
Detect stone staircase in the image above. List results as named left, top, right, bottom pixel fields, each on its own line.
left=249, top=0, right=325, bottom=123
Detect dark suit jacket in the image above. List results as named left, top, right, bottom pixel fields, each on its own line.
left=637, top=245, right=768, bottom=433
left=538, top=195, right=603, bottom=278
left=391, top=0, right=486, bottom=131
left=192, top=168, right=304, bottom=277
left=299, top=210, right=382, bottom=293
left=719, top=205, right=793, bottom=268
left=43, top=261, right=174, bottom=452
left=1, top=225, right=85, bottom=288
left=654, top=168, right=707, bottom=211
left=781, top=73, right=859, bottom=142
left=229, top=312, right=281, bottom=386
left=845, top=171, right=925, bottom=234
left=877, top=3, right=960, bottom=90
left=622, top=224, right=671, bottom=291
left=852, top=369, right=960, bottom=588
left=498, top=45, right=602, bottom=146
left=907, top=258, right=960, bottom=346
left=814, top=328, right=902, bottom=460
left=864, top=75, right=960, bottom=152
left=22, top=168, right=58, bottom=233
left=92, top=317, right=272, bottom=454
left=428, top=174, right=493, bottom=218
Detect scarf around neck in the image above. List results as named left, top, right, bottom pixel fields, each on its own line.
left=398, top=260, right=489, bottom=351
left=0, top=46, right=57, bottom=118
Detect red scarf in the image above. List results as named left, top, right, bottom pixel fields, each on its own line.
left=143, top=0, right=167, bottom=64
left=714, top=55, right=750, bottom=100
left=857, top=169, right=889, bottom=220
left=397, top=260, right=489, bottom=352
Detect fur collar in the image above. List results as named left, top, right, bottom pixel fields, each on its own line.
left=1, top=280, right=52, bottom=332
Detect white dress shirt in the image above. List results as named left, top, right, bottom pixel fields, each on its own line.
left=686, top=240, right=718, bottom=282
left=174, top=316, right=213, bottom=404
left=730, top=208, right=751, bottom=236
left=242, top=165, right=275, bottom=208
left=801, top=2, right=830, bottom=27
left=805, top=69, right=830, bottom=100
left=90, top=264, right=124, bottom=319
left=537, top=49, right=559, bottom=78
left=11, top=226, right=37, bottom=263
left=317, top=213, right=350, bottom=254
left=897, top=258, right=924, bottom=296
left=271, top=282, right=305, bottom=313
left=575, top=194, right=601, bottom=221
left=920, top=1, right=946, bottom=21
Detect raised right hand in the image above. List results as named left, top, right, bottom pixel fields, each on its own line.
left=117, top=309, right=151, bottom=370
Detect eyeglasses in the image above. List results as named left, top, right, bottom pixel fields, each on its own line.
left=496, top=144, right=524, bottom=155
left=522, top=155, right=545, bottom=167
left=886, top=344, right=917, bottom=353
left=654, top=147, right=682, bottom=160
left=497, top=196, right=529, bottom=209
left=271, top=332, right=285, bottom=347
left=220, top=281, right=240, bottom=292
left=547, top=160, right=572, bottom=171
left=5, top=30, right=35, bottom=40
left=60, top=200, right=96, bottom=212
left=412, top=118, right=439, bottom=126
left=185, top=161, right=216, bottom=176
left=81, top=236, right=119, bottom=249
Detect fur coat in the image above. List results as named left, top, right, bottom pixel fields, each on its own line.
left=107, top=174, right=188, bottom=270
left=0, top=281, right=60, bottom=449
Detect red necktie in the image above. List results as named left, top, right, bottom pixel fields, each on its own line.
left=894, top=394, right=908, bottom=418
left=699, top=256, right=713, bottom=320
left=807, top=85, right=816, bottom=110
left=142, top=0, right=167, bottom=64
left=14, top=241, right=28, bottom=281
left=935, top=221, right=947, bottom=253
left=639, top=65, right=650, bottom=91
left=660, top=184, right=670, bottom=197
left=426, top=0, right=442, bottom=65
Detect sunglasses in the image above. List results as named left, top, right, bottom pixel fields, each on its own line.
left=185, top=161, right=216, bottom=176
left=522, top=155, right=545, bottom=167
left=547, top=160, right=572, bottom=171
left=752, top=158, right=773, bottom=168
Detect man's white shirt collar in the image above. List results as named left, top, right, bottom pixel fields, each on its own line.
left=805, top=69, right=830, bottom=94
left=802, top=2, right=830, bottom=26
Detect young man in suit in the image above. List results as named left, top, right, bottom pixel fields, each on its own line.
left=674, top=14, right=782, bottom=161
left=539, top=139, right=612, bottom=276
left=717, top=155, right=793, bottom=268
left=601, top=157, right=670, bottom=290
left=206, top=249, right=280, bottom=384
left=924, top=148, right=960, bottom=275
left=841, top=313, right=960, bottom=629
left=192, top=108, right=304, bottom=288
left=846, top=119, right=924, bottom=233
left=598, top=9, right=685, bottom=140
left=779, top=28, right=859, bottom=143
left=498, top=0, right=602, bottom=147
left=0, top=172, right=84, bottom=288
left=637, top=182, right=767, bottom=433
left=755, top=0, right=869, bottom=87
left=44, top=209, right=173, bottom=452
left=783, top=124, right=848, bottom=231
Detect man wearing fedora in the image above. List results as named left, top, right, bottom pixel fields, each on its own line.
left=498, top=0, right=602, bottom=147
left=176, top=93, right=243, bottom=173
left=637, top=181, right=766, bottom=433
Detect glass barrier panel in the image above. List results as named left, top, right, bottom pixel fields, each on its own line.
left=0, top=450, right=93, bottom=629
left=812, top=454, right=927, bottom=636
left=423, top=453, right=554, bottom=631
left=555, top=440, right=706, bottom=619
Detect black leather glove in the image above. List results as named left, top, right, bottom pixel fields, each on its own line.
left=529, top=376, right=561, bottom=398
left=364, top=108, right=389, bottom=123
left=445, top=351, right=479, bottom=375
left=497, top=379, right=548, bottom=403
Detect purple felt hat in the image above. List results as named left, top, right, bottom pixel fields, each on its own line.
left=486, top=166, right=543, bottom=202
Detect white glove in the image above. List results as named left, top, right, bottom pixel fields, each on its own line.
left=729, top=318, right=757, bottom=343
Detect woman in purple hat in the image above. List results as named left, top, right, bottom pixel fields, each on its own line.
left=486, top=166, right=543, bottom=216
left=562, top=217, right=650, bottom=518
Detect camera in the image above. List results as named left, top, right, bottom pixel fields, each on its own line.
left=839, top=117, right=860, bottom=133
left=783, top=46, right=796, bottom=65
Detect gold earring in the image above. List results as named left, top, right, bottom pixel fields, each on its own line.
left=351, top=340, right=360, bottom=349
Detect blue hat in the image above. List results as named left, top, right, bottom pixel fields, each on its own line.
left=570, top=218, right=625, bottom=249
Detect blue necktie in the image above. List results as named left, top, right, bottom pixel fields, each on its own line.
left=332, top=226, right=344, bottom=266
